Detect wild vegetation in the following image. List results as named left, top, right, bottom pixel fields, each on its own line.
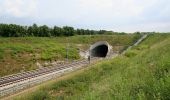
left=0, top=34, right=140, bottom=77
left=14, top=33, right=170, bottom=100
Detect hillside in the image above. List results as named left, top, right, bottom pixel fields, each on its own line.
left=0, top=34, right=140, bottom=77
left=14, top=33, right=170, bottom=100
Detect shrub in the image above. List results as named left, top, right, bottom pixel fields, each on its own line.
left=125, top=50, right=137, bottom=57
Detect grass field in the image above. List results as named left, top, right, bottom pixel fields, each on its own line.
left=13, top=33, right=170, bottom=100
left=0, top=34, right=140, bottom=77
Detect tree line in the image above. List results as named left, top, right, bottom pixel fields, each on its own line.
left=0, top=23, right=109, bottom=37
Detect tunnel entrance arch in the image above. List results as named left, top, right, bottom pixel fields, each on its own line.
left=90, top=41, right=111, bottom=58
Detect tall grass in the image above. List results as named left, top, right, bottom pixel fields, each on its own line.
left=14, top=34, right=170, bottom=100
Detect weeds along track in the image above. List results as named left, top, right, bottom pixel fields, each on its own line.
left=0, top=57, right=102, bottom=97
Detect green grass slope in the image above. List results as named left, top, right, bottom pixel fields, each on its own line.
left=14, top=33, right=170, bottom=100
left=0, top=34, right=140, bottom=76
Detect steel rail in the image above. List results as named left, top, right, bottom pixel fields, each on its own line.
left=0, top=57, right=99, bottom=87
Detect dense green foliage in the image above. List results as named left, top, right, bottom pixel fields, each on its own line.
left=0, top=23, right=110, bottom=37
left=14, top=34, right=170, bottom=100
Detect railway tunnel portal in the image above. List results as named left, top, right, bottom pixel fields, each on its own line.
left=90, top=44, right=108, bottom=57
left=80, top=41, right=113, bottom=58
left=88, top=41, right=113, bottom=58
left=90, top=41, right=110, bottom=57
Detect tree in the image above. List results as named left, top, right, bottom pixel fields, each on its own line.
left=39, top=25, right=51, bottom=37
left=0, top=23, right=120, bottom=37
left=27, top=26, right=34, bottom=36
left=63, top=26, right=75, bottom=36
left=0, top=24, right=8, bottom=37
left=32, top=24, right=39, bottom=36
left=98, top=30, right=106, bottom=35
left=53, top=26, right=63, bottom=36
left=4, top=24, right=26, bottom=37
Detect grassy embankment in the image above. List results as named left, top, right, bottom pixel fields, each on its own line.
left=14, top=33, right=170, bottom=100
left=0, top=34, right=140, bottom=76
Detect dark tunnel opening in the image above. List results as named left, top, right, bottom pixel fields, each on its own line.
left=91, top=45, right=108, bottom=57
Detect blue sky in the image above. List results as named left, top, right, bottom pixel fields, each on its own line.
left=0, top=0, right=170, bottom=32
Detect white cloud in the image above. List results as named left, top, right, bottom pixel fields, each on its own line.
left=0, top=0, right=169, bottom=32
left=0, top=0, right=38, bottom=17
left=79, top=0, right=113, bottom=9
left=115, top=21, right=170, bottom=32
left=78, top=0, right=148, bottom=17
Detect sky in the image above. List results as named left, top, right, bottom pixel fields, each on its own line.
left=0, top=0, right=170, bottom=32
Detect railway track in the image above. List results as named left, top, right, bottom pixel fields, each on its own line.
left=0, top=57, right=102, bottom=97
left=0, top=57, right=99, bottom=87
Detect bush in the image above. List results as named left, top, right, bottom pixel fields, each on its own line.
left=0, top=49, right=4, bottom=59
left=125, top=50, right=137, bottom=57
left=29, top=90, right=50, bottom=100
left=135, top=45, right=149, bottom=50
